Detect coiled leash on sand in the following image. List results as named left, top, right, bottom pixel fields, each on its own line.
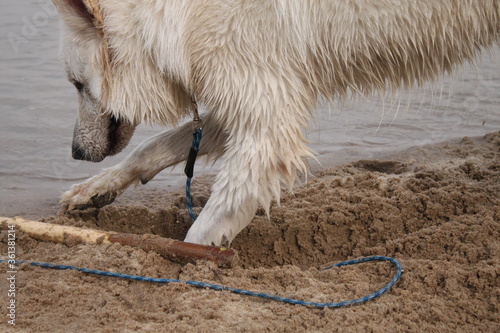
left=1, top=256, right=402, bottom=309
left=1, top=104, right=403, bottom=309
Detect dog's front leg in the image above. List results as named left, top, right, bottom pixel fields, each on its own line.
left=183, top=134, right=260, bottom=245
left=60, top=114, right=226, bottom=211
left=184, top=108, right=312, bottom=246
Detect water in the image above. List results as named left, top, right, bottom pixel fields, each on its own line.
left=1, top=0, right=499, bottom=218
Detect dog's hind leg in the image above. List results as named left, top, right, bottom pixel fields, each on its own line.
left=60, top=113, right=226, bottom=211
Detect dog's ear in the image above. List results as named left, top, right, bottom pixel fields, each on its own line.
left=51, top=0, right=96, bottom=28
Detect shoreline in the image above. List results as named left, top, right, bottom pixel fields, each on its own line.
left=5, top=132, right=495, bottom=220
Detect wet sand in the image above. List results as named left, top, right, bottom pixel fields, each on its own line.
left=1, top=132, right=498, bottom=332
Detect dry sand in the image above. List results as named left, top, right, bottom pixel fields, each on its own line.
left=1, top=132, right=499, bottom=332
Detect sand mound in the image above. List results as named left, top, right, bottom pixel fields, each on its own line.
left=1, top=132, right=499, bottom=332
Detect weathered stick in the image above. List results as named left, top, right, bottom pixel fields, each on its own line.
left=1, top=217, right=237, bottom=267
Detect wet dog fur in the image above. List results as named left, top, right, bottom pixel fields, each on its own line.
left=52, top=0, right=499, bottom=245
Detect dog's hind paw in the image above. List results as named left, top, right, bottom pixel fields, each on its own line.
left=60, top=167, right=139, bottom=212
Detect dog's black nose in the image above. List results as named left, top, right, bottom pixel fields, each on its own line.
left=72, top=144, right=86, bottom=160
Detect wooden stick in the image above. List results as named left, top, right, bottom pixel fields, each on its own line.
left=1, top=217, right=237, bottom=267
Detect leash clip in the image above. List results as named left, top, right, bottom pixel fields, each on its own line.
left=191, top=98, right=202, bottom=132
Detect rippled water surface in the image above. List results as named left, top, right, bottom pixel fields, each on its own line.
left=1, top=1, right=499, bottom=217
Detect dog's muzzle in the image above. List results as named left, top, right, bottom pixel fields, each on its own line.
left=72, top=115, right=135, bottom=162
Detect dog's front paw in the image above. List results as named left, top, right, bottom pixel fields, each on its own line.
left=184, top=215, right=233, bottom=246
left=184, top=228, right=225, bottom=246
left=71, top=192, right=118, bottom=211
left=60, top=167, right=138, bottom=212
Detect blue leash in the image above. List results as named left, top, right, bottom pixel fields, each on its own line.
left=0, top=256, right=402, bottom=308
left=184, top=127, right=202, bottom=222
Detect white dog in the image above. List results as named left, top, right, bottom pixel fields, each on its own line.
left=51, top=0, right=499, bottom=245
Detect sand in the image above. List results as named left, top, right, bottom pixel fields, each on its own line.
left=1, top=132, right=499, bottom=332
